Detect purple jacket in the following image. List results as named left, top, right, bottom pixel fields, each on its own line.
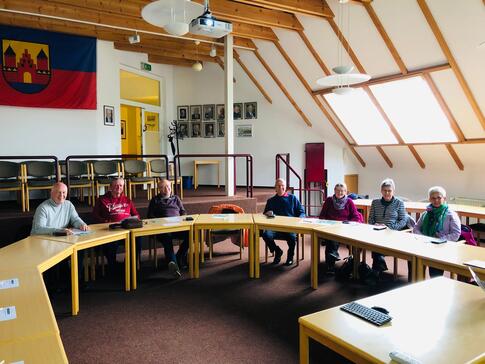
left=413, top=208, right=461, bottom=241
left=319, top=196, right=363, bottom=222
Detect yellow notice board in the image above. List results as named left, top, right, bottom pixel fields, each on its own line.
left=145, top=112, right=159, bottom=132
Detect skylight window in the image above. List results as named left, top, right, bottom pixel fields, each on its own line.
left=370, top=76, right=457, bottom=143
left=324, top=89, right=398, bottom=145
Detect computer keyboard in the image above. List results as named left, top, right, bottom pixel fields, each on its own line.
left=340, top=302, right=392, bottom=326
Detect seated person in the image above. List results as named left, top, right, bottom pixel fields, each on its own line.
left=319, top=183, right=363, bottom=274
left=368, top=178, right=407, bottom=273
left=262, top=178, right=305, bottom=266
left=92, top=178, right=140, bottom=269
left=413, top=186, right=461, bottom=277
left=31, top=182, right=89, bottom=235
left=147, top=179, right=188, bottom=278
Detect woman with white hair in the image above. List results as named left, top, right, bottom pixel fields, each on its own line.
left=368, top=178, right=408, bottom=273
left=413, top=186, right=461, bottom=277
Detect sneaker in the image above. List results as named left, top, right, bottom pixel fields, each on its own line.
left=272, top=247, right=283, bottom=265
left=284, top=258, right=294, bottom=266
left=168, top=261, right=181, bottom=278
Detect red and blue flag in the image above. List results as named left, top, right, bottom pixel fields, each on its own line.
left=0, top=25, right=96, bottom=109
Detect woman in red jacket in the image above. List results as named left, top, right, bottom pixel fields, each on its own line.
left=319, top=183, right=363, bottom=274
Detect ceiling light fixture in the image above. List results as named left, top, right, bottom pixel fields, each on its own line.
left=209, top=44, right=217, bottom=57
left=315, top=0, right=371, bottom=95
left=192, top=40, right=203, bottom=71
left=141, top=0, right=204, bottom=36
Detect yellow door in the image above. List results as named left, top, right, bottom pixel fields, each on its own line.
left=344, top=174, right=359, bottom=194
left=121, top=104, right=142, bottom=155
left=143, top=111, right=161, bottom=155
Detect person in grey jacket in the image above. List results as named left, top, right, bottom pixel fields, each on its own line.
left=368, top=178, right=407, bottom=273
left=31, top=182, right=89, bottom=235
left=413, top=186, right=461, bottom=277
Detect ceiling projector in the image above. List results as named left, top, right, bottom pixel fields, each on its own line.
left=190, top=11, right=232, bottom=38
left=128, top=34, right=140, bottom=44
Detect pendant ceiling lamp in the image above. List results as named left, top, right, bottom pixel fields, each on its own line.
left=142, top=0, right=205, bottom=36
left=192, top=40, right=203, bottom=71
left=316, top=0, right=371, bottom=95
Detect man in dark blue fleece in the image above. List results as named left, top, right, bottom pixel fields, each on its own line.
left=262, top=178, right=305, bottom=266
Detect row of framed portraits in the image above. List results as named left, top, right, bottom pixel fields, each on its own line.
left=178, top=122, right=253, bottom=138
left=177, top=102, right=257, bottom=121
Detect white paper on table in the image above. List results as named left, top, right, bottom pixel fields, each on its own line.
left=164, top=216, right=183, bottom=223
left=301, top=218, right=338, bottom=225
left=162, top=223, right=180, bottom=227
left=0, top=278, right=19, bottom=290
left=0, top=306, right=16, bottom=321
left=212, top=214, right=229, bottom=219
left=71, top=229, right=92, bottom=236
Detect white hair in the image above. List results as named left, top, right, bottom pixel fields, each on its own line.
left=334, top=182, right=348, bottom=190
left=428, top=186, right=446, bottom=198
left=380, top=178, right=395, bottom=191
left=275, top=178, right=286, bottom=186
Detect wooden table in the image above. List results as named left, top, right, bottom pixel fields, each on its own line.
left=0, top=333, right=67, bottom=364
left=299, top=277, right=485, bottom=364
left=193, top=214, right=254, bottom=278
left=129, top=216, right=197, bottom=288
left=193, top=160, right=220, bottom=189
left=41, top=226, right=131, bottom=315
left=252, top=215, right=316, bottom=283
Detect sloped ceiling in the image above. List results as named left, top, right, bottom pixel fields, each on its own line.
left=1, top=0, right=484, bottom=169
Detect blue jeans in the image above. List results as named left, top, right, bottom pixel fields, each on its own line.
left=262, top=230, right=296, bottom=259
left=157, top=231, right=189, bottom=265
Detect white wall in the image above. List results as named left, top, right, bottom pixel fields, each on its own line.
left=173, top=52, right=348, bottom=191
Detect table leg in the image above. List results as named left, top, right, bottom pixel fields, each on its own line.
left=194, top=162, right=198, bottom=190
left=217, top=162, right=220, bottom=188
left=299, top=325, right=310, bottom=364
left=71, top=250, right=79, bottom=316
left=255, top=228, right=260, bottom=278
left=249, top=226, right=254, bottom=278
left=416, top=257, right=424, bottom=281
left=127, top=235, right=133, bottom=291
left=411, top=256, right=417, bottom=282
left=195, top=228, right=200, bottom=278
left=311, top=232, right=318, bottom=289
left=189, top=227, right=194, bottom=278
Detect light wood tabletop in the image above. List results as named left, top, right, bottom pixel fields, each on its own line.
left=0, top=236, right=73, bottom=273
left=299, top=277, right=485, bottom=364
left=193, top=213, right=254, bottom=278
left=129, top=216, right=197, bottom=287
left=0, top=333, right=68, bottom=364
left=0, top=271, right=59, bottom=345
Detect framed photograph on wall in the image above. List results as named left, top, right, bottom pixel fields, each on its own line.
left=121, top=120, right=126, bottom=139
left=236, top=124, right=253, bottom=138
left=233, top=103, right=242, bottom=120
left=216, top=104, right=225, bottom=121
left=191, top=122, right=202, bottom=137
left=244, top=102, right=257, bottom=119
left=218, top=121, right=225, bottom=137
left=190, top=105, right=202, bottom=121
left=177, top=105, right=189, bottom=121
left=203, top=104, right=215, bottom=121
left=104, top=105, right=115, bottom=126
left=178, top=122, right=189, bottom=139
left=204, top=122, right=216, bottom=137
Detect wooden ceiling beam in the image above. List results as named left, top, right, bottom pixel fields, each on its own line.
left=233, top=51, right=272, bottom=104
left=114, top=42, right=218, bottom=63
left=376, top=146, right=393, bottom=168
left=231, top=22, right=279, bottom=41
left=408, top=145, right=426, bottom=169
left=417, top=0, right=485, bottom=130
left=296, top=29, right=331, bottom=76
left=192, top=0, right=303, bottom=30
left=363, top=2, right=407, bottom=74
left=422, top=73, right=465, bottom=142
left=445, top=144, right=464, bottom=171
left=231, top=0, right=333, bottom=18
left=148, top=55, right=197, bottom=68
left=313, top=63, right=451, bottom=95
left=254, top=49, right=312, bottom=127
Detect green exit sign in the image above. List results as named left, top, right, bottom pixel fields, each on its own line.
left=141, top=62, right=152, bottom=71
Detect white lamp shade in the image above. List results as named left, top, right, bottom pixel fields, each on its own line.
left=332, top=86, right=354, bottom=95
left=142, top=0, right=204, bottom=35
left=164, top=22, right=189, bottom=36
left=192, top=61, right=203, bottom=71
left=332, top=65, right=354, bottom=74
left=316, top=73, right=371, bottom=87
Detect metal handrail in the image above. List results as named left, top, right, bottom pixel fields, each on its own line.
left=0, top=155, right=59, bottom=181
left=275, top=153, right=290, bottom=187
left=173, top=154, right=253, bottom=197
left=275, top=154, right=302, bottom=203
left=65, top=154, right=170, bottom=197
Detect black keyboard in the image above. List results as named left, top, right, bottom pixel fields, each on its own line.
left=340, top=302, right=392, bottom=326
